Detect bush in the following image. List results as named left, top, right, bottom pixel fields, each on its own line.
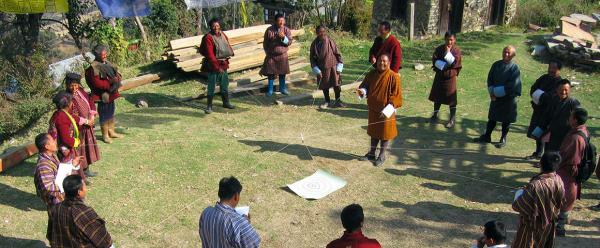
left=339, top=0, right=373, bottom=38
left=87, top=19, right=129, bottom=65
left=0, top=53, right=55, bottom=142
left=512, top=0, right=600, bottom=27
left=144, top=0, right=179, bottom=38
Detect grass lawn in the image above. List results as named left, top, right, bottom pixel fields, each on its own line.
left=1, top=29, right=599, bottom=247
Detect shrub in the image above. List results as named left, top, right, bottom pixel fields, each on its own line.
left=144, top=0, right=179, bottom=38
left=87, top=19, right=128, bottom=65
left=512, top=0, right=599, bottom=27
left=339, top=0, right=373, bottom=38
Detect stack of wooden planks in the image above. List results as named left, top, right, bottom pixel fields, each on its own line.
left=163, top=24, right=305, bottom=72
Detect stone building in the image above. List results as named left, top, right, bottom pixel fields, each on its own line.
left=372, top=0, right=517, bottom=37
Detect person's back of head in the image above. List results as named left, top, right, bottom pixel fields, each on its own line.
left=340, top=204, right=363, bottom=232
left=63, top=175, right=84, bottom=200
left=483, top=220, right=506, bottom=245
left=571, top=108, right=588, bottom=126
left=540, top=152, right=561, bottom=173
left=218, top=176, right=243, bottom=202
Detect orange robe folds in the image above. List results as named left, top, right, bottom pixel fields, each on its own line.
left=359, top=69, right=403, bottom=140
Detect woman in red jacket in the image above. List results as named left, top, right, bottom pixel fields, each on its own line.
left=49, top=91, right=87, bottom=181
left=65, top=73, right=100, bottom=177
left=85, top=45, right=124, bottom=143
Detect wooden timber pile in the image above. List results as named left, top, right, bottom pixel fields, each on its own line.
left=163, top=24, right=305, bottom=73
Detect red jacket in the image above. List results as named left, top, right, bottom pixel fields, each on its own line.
left=369, top=35, right=403, bottom=73
left=199, top=32, right=234, bottom=72
left=50, top=110, right=79, bottom=149
left=326, top=231, right=382, bottom=248
left=85, top=66, right=121, bottom=103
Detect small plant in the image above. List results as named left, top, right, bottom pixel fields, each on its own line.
left=87, top=19, right=128, bottom=65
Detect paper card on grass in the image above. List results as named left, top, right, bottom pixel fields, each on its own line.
left=434, top=60, right=447, bottom=71
left=531, top=89, right=545, bottom=105
left=381, top=104, right=396, bottom=118
left=235, top=206, right=250, bottom=216
left=55, top=163, right=76, bottom=193
left=287, top=169, right=347, bottom=200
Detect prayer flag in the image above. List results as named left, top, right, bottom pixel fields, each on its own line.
left=0, top=0, right=68, bottom=13
left=184, top=0, right=241, bottom=9
left=95, top=0, right=150, bottom=18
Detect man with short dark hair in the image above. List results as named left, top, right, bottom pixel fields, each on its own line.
left=368, top=21, right=402, bottom=73
left=556, top=108, right=589, bottom=236
left=310, top=24, right=345, bottom=109
left=531, top=79, right=580, bottom=152
left=48, top=175, right=113, bottom=247
left=327, top=204, right=381, bottom=248
left=199, top=176, right=260, bottom=248
left=472, top=220, right=508, bottom=248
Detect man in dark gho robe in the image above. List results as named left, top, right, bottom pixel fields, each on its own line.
left=260, top=13, right=292, bottom=97
left=369, top=21, right=402, bottom=73
left=356, top=54, right=402, bottom=167
left=526, top=61, right=563, bottom=160
left=474, top=46, right=521, bottom=148
left=428, top=32, right=462, bottom=128
left=556, top=108, right=589, bottom=236
left=310, top=25, right=344, bottom=109
left=199, top=17, right=235, bottom=114
left=85, top=45, right=124, bottom=144
left=531, top=79, right=580, bottom=152
left=513, top=152, right=565, bottom=248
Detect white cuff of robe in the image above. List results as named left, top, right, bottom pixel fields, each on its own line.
left=336, top=63, right=344, bottom=72
left=531, top=89, right=544, bottom=105
left=493, top=86, right=506, bottom=97
left=434, top=60, right=447, bottom=71
left=358, top=88, right=367, bottom=99
left=282, top=36, right=289, bottom=45
left=532, top=127, right=544, bottom=138
left=312, top=66, right=321, bottom=75
left=444, top=52, right=455, bottom=64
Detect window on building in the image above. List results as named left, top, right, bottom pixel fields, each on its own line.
left=391, top=0, right=409, bottom=20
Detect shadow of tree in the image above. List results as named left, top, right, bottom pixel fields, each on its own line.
left=0, top=236, right=46, bottom=248
left=239, top=140, right=355, bottom=161
left=0, top=182, right=45, bottom=211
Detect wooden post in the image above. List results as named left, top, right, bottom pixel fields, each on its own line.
left=409, top=2, right=415, bottom=40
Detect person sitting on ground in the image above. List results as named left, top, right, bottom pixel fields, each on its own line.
left=48, top=174, right=113, bottom=247
left=327, top=204, right=381, bottom=248
left=199, top=176, right=260, bottom=248
left=472, top=220, right=508, bottom=248
left=513, top=152, right=565, bottom=247
left=556, top=108, right=589, bottom=236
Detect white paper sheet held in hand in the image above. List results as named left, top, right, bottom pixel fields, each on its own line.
left=287, top=169, right=347, bottom=200
left=381, top=104, right=396, bottom=118
left=235, top=206, right=250, bottom=216
left=55, top=163, right=79, bottom=193
left=531, top=89, right=544, bottom=105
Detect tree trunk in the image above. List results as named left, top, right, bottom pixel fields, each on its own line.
left=15, top=14, right=43, bottom=56
left=195, top=8, right=203, bottom=35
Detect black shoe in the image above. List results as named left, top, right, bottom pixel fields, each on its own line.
left=556, top=229, right=566, bottom=237
left=374, top=156, right=386, bottom=167
left=205, top=106, right=213, bottom=114
left=84, top=169, right=98, bottom=177
left=333, top=99, right=346, bottom=108
left=525, top=152, right=542, bottom=160
left=359, top=153, right=376, bottom=161
left=429, top=114, right=439, bottom=124
left=473, top=135, right=491, bottom=143
left=222, top=94, right=235, bottom=109
left=495, top=137, right=507, bottom=148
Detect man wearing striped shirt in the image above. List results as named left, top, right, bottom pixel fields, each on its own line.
left=199, top=176, right=261, bottom=248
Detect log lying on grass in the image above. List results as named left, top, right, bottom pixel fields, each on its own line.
left=0, top=143, right=37, bottom=173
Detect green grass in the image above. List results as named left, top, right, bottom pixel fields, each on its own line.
left=1, top=29, right=599, bottom=247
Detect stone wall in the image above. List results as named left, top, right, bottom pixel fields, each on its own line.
left=371, top=0, right=517, bottom=38
left=461, top=0, right=488, bottom=33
